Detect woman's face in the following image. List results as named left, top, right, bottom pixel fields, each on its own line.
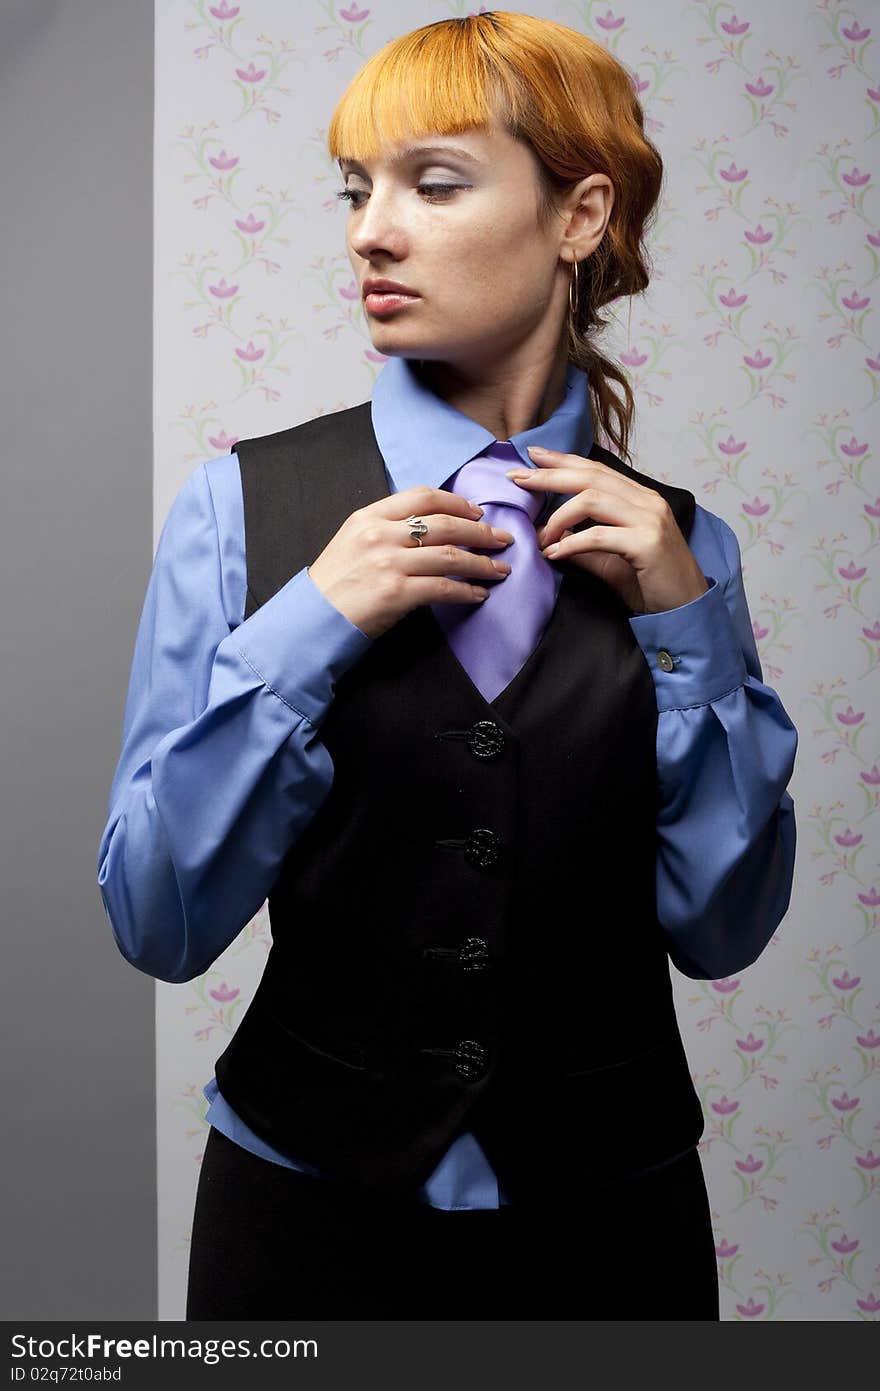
left=338, top=118, right=612, bottom=375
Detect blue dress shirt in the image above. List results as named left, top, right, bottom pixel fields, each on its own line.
left=97, top=356, right=798, bottom=1210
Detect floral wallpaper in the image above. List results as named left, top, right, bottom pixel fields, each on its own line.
left=155, top=0, right=879, bottom=1319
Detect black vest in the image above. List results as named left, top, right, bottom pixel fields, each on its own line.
left=213, top=401, right=706, bottom=1205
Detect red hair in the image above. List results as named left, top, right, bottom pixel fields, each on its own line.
left=327, top=11, right=664, bottom=464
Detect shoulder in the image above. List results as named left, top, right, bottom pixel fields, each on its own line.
left=157, top=458, right=213, bottom=548
left=202, top=450, right=242, bottom=515
left=158, top=454, right=235, bottom=548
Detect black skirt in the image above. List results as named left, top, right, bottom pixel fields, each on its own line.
left=185, top=1125, right=719, bottom=1320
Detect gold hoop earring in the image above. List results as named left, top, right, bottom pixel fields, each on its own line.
left=569, top=259, right=580, bottom=319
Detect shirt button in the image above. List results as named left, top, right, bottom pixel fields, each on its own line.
left=657, top=649, right=675, bottom=673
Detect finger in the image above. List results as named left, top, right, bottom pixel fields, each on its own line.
left=519, top=453, right=664, bottom=507
left=542, top=523, right=640, bottom=566
left=401, top=543, right=511, bottom=582
left=406, top=575, right=494, bottom=606
left=539, top=488, right=646, bottom=547
left=507, top=464, right=642, bottom=506
left=370, top=484, right=485, bottom=523
left=375, top=510, right=514, bottom=551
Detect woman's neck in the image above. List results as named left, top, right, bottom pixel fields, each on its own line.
left=414, top=351, right=569, bottom=439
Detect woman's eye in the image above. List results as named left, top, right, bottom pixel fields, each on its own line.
left=335, top=183, right=465, bottom=208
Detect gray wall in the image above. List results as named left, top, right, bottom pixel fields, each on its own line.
left=0, top=0, right=155, bottom=1318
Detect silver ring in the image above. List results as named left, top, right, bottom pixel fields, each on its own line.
left=404, top=514, right=428, bottom=547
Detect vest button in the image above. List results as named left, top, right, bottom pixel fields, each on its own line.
left=453, top=1039, right=488, bottom=1080
left=459, top=936, right=490, bottom=972
left=657, top=648, right=675, bottom=673
left=465, top=827, right=502, bottom=868
left=467, top=719, right=506, bottom=759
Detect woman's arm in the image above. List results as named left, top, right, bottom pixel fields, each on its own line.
left=96, top=459, right=373, bottom=984
left=629, top=507, right=798, bottom=980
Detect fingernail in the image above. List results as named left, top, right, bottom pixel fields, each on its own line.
left=469, top=503, right=484, bottom=516
left=504, top=469, right=530, bottom=480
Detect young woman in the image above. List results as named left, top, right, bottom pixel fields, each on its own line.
left=98, top=12, right=798, bottom=1320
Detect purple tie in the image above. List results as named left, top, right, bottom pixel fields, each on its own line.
left=430, top=440, right=558, bottom=703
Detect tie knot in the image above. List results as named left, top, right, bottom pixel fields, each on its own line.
left=445, top=441, right=544, bottom=522
left=481, top=440, right=522, bottom=464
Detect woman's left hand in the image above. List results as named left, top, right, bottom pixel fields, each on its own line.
left=508, top=446, right=711, bottom=617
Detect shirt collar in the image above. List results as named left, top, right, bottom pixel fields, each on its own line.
left=370, top=355, right=594, bottom=498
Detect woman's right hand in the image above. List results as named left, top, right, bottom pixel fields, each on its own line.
left=306, top=485, right=515, bottom=640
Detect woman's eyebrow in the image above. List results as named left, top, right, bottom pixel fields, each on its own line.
left=338, top=144, right=484, bottom=173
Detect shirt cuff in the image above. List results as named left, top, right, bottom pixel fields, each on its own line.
left=231, top=565, right=374, bottom=726
left=628, top=576, right=748, bottom=712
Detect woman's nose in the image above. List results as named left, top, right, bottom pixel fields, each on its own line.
left=349, top=197, right=407, bottom=257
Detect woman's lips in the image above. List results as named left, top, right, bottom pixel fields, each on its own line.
left=364, top=291, right=421, bottom=315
